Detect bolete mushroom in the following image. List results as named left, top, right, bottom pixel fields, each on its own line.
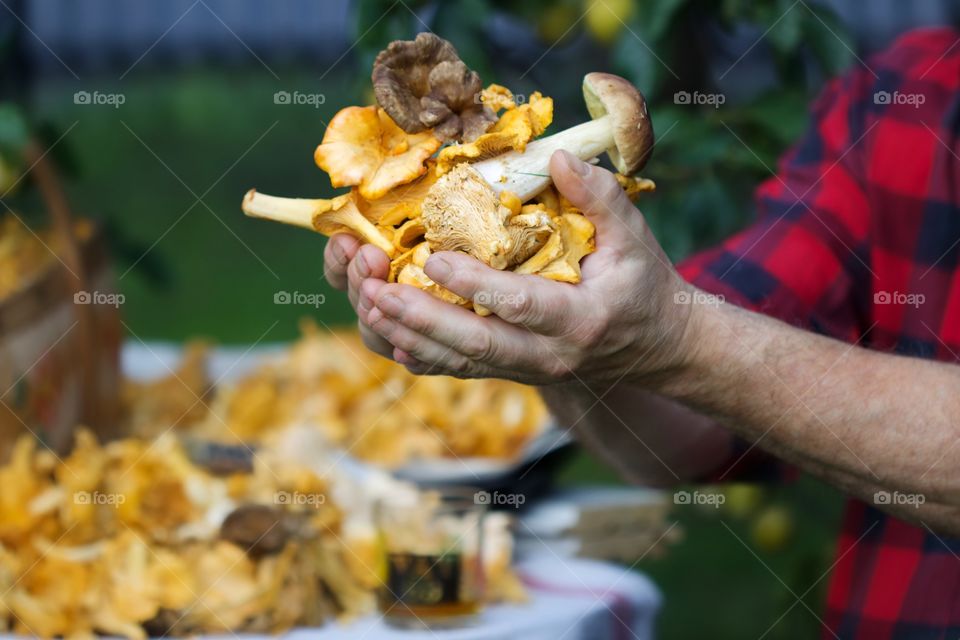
left=372, top=33, right=496, bottom=142
left=468, top=72, right=654, bottom=200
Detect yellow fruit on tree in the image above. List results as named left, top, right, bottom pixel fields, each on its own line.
left=723, top=484, right=763, bottom=519
left=584, top=0, right=633, bottom=44
left=751, top=506, right=793, bottom=552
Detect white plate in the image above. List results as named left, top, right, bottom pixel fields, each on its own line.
left=391, top=424, right=571, bottom=485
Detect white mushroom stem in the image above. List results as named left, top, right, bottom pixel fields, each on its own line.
left=471, top=114, right=613, bottom=201
left=241, top=190, right=320, bottom=230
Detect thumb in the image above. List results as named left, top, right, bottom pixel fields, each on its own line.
left=549, top=149, right=648, bottom=251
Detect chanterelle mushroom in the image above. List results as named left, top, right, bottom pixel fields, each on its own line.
left=470, top=72, right=654, bottom=200
left=372, top=33, right=496, bottom=142
left=421, top=164, right=554, bottom=270
left=241, top=189, right=395, bottom=257
left=421, top=163, right=514, bottom=269
left=314, top=105, right=440, bottom=200
left=437, top=92, right=554, bottom=174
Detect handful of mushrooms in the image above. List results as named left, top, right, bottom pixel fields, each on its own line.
left=242, top=33, right=655, bottom=314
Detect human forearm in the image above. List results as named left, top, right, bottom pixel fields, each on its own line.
left=663, top=298, right=960, bottom=506
left=343, top=152, right=960, bottom=528
left=538, top=383, right=734, bottom=486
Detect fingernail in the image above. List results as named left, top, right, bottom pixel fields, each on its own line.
left=356, top=253, right=370, bottom=278
left=377, top=294, right=404, bottom=318
left=560, top=149, right=590, bottom=176
left=367, top=307, right=383, bottom=325
left=425, top=256, right=452, bottom=283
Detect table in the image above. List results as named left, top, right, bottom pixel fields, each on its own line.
left=121, top=342, right=662, bottom=639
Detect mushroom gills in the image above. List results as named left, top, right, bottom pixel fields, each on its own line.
left=421, top=163, right=515, bottom=269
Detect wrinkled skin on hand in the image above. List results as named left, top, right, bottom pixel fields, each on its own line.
left=322, top=150, right=698, bottom=386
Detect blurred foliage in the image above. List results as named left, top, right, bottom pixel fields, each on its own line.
left=350, top=0, right=855, bottom=259
left=0, top=103, right=28, bottom=198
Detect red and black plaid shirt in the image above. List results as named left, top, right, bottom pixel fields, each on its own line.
left=679, top=27, right=960, bottom=639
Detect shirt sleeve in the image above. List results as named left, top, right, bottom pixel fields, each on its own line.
left=678, top=69, right=873, bottom=482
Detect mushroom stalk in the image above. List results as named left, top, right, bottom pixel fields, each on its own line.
left=242, top=188, right=397, bottom=257
left=472, top=115, right=613, bottom=201
left=242, top=190, right=321, bottom=230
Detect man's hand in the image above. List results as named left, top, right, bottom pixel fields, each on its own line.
left=325, top=150, right=699, bottom=384
left=323, top=149, right=960, bottom=532
left=322, top=228, right=397, bottom=360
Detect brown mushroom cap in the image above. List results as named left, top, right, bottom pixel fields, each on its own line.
left=373, top=33, right=457, bottom=133
left=582, top=72, right=654, bottom=175
left=372, top=33, right=495, bottom=142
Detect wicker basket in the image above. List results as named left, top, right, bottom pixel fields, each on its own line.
left=0, top=143, right=121, bottom=460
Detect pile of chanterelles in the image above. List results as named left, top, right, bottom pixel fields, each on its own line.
left=242, top=33, right=655, bottom=314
